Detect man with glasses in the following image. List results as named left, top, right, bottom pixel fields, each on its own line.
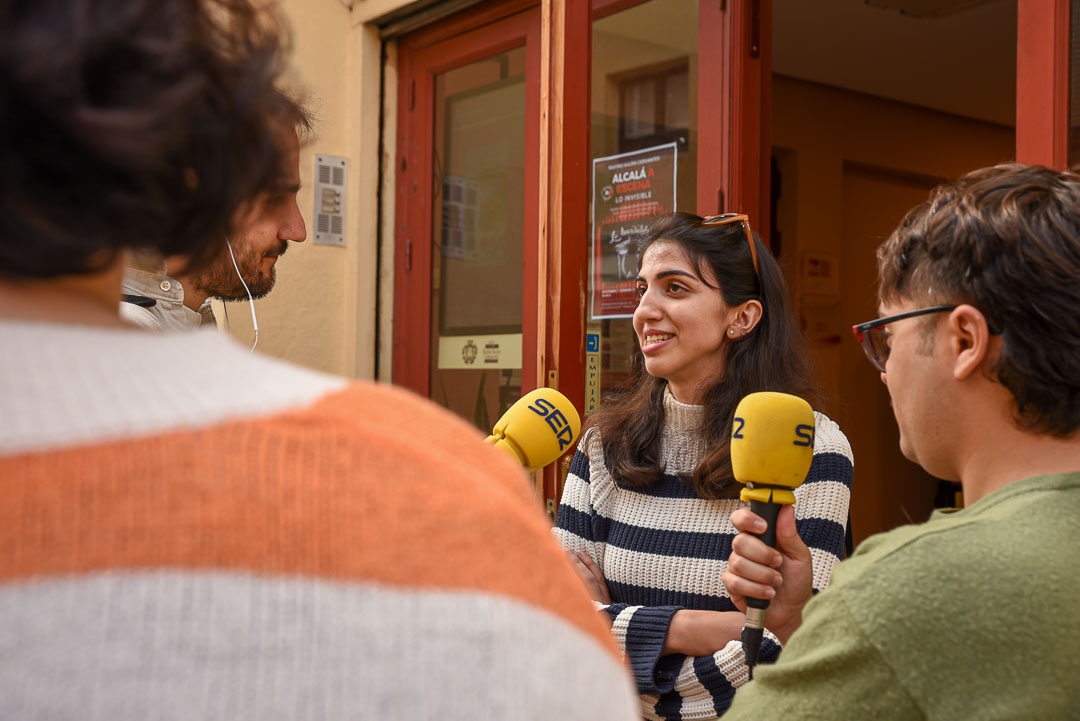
left=721, top=163, right=1080, bottom=719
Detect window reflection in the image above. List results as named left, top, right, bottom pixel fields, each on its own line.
left=589, top=0, right=698, bottom=411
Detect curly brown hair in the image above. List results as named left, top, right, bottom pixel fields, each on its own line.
left=0, top=0, right=304, bottom=279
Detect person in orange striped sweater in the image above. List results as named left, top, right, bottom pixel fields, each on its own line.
left=0, top=1, right=639, bottom=719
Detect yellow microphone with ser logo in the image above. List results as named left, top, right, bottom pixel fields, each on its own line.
left=486, top=387, right=582, bottom=472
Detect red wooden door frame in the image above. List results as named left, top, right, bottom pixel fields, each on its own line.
left=1016, top=0, right=1069, bottom=168
left=393, top=6, right=542, bottom=397
left=391, top=0, right=766, bottom=500
left=699, top=0, right=770, bottom=240
left=538, top=0, right=591, bottom=510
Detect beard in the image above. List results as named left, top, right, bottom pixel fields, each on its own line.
left=194, top=237, right=288, bottom=301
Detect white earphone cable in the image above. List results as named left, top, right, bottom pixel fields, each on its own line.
left=225, top=237, right=259, bottom=352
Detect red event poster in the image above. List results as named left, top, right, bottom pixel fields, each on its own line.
left=589, top=142, right=677, bottom=319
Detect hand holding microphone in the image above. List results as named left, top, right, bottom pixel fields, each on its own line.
left=486, top=387, right=582, bottom=471
left=729, top=391, right=815, bottom=678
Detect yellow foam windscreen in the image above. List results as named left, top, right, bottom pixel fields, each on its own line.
left=731, top=392, right=815, bottom=506
left=486, top=387, right=582, bottom=472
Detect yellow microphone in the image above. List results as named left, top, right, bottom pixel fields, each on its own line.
left=486, top=387, right=582, bottom=471
left=730, top=391, right=815, bottom=677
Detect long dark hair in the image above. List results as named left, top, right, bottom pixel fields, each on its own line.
left=1, top=0, right=303, bottom=279
left=592, top=211, right=819, bottom=499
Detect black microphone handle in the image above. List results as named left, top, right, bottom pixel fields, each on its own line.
left=750, top=499, right=782, bottom=546
left=746, top=499, right=782, bottom=611
left=741, top=499, right=783, bottom=677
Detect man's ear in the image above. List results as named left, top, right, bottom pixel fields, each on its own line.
left=729, top=299, right=764, bottom=337
left=950, top=304, right=995, bottom=380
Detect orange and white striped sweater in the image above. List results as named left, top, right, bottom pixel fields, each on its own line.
left=0, top=320, right=638, bottom=720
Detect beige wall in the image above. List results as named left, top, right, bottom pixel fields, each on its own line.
left=216, top=0, right=410, bottom=381
left=772, top=74, right=1014, bottom=543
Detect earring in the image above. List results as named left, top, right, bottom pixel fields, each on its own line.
left=728, top=329, right=736, bottom=337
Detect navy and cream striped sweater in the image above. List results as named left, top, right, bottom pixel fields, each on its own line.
left=554, top=389, right=853, bottom=720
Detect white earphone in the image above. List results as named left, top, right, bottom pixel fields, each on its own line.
left=224, top=237, right=259, bottom=352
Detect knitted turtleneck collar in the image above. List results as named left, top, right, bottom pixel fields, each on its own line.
left=662, top=385, right=704, bottom=434
left=660, top=386, right=707, bottom=476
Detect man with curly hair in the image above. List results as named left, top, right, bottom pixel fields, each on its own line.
left=0, top=2, right=639, bottom=719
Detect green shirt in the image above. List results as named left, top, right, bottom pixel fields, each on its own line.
left=725, top=472, right=1080, bottom=720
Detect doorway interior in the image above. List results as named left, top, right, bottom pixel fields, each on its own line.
left=770, top=0, right=1017, bottom=545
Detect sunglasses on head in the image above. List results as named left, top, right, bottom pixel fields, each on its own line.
left=702, top=213, right=761, bottom=287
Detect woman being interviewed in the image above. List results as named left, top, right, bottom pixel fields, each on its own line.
left=553, top=212, right=853, bottom=720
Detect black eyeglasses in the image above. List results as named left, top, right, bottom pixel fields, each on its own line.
left=852, top=305, right=1003, bottom=373
left=852, top=306, right=954, bottom=373
left=702, top=213, right=761, bottom=287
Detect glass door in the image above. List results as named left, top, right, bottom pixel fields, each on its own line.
left=394, top=8, right=541, bottom=429
left=588, top=0, right=700, bottom=405
left=584, top=0, right=758, bottom=413
left=432, top=48, right=527, bottom=429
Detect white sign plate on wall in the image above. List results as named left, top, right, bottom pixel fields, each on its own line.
left=314, top=154, right=347, bottom=246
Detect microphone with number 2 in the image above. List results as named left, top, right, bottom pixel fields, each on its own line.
left=486, top=387, right=582, bottom=471
left=730, top=391, right=815, bottom=678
